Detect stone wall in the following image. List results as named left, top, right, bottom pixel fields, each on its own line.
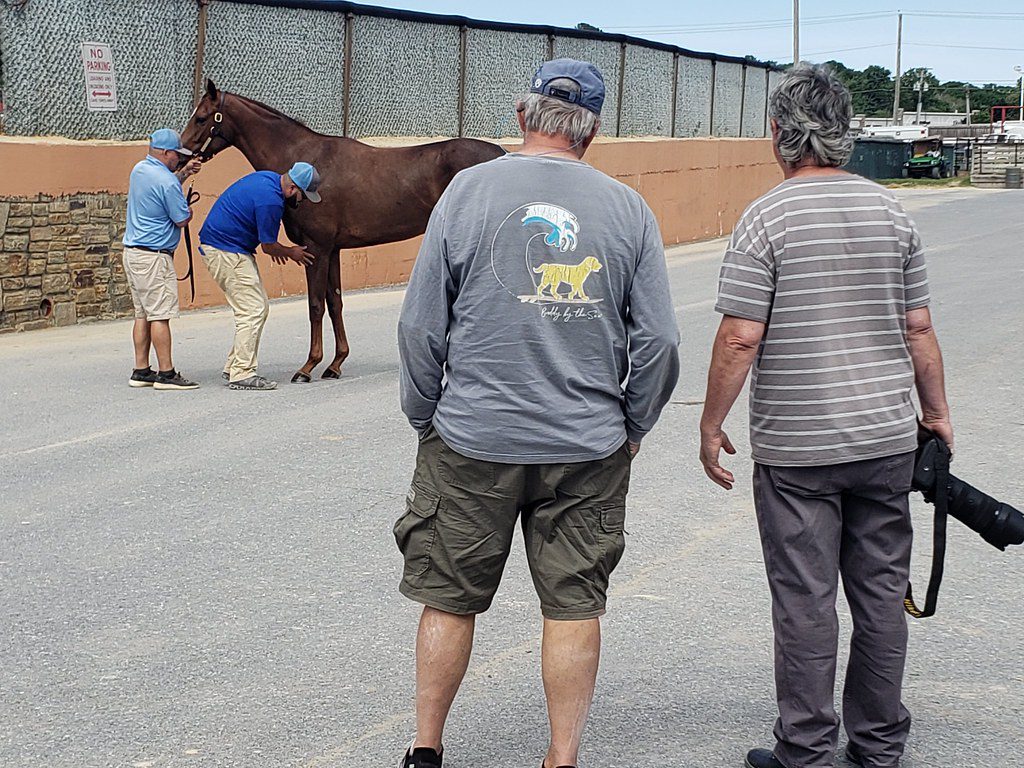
left=0, top=194, right=132, bottom=332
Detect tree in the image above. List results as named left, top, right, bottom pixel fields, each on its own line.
left=968, top=82, right=1021, bottom=124
left=825, top=60, right=893, bottom=117
left=859, top=65, right=894, bottom=116
left=823, top=60, right=1017, bottom=122
left=900, top=69, right=942, bottom=114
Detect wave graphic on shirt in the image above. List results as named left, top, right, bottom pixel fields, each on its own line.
left=521, top=204, right=579, bottom=253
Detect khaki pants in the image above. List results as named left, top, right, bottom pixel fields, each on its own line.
left=200, top=244, right=269, bottom=382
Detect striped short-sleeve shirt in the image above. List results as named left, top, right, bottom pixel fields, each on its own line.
left=715, top=174, right=930, bottom=467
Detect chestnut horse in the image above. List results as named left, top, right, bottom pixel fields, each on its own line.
left=181, top=80, right=505, bottom=382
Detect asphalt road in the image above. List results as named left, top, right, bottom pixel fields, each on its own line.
left=1, top=187, right=1022, bottom=768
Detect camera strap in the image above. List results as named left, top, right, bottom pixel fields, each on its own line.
left=904, top=446, right=951, bottom=619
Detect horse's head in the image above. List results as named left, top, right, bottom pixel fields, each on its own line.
left=181, top=79, right=236, bottom=161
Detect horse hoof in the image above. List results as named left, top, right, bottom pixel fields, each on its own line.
left=322, top=368, right=341, bottom=380
left=291, top=372, right=312, bottom=384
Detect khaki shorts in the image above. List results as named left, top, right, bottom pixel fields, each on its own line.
left=394, top=425, right=632, bottom=620
left=123, top=247, right=180, bottom=321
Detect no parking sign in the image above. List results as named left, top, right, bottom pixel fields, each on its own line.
left=80, top=42, right=118, bottom=111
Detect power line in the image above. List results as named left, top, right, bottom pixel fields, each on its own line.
left=903, top=11, right=1024, bottom=20
left=608, top=9, right=1024, bottom=32
left=909, top=42, right=1024, bottom=52
left=764, top=43, right=894, bottom=60
left=606, top=11, right=891, bottom=35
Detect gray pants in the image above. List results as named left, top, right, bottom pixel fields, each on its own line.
left=753, top=452, right=916, bottom=768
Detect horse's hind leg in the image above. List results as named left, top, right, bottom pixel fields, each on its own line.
left=291, top=257, right=327, bottom=384
left=323, top=250, right=350, bottom=379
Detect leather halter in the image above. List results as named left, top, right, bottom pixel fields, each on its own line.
left=197, top=91, right=226, bottom=159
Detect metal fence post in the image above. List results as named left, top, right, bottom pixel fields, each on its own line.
left=191, top=0, right=211, bottom=106
left=709, top=60, right=717, bottom=136
left=546, top=33, right=554, bottom=60
left=457, top=25, right=467, bottom=137
left=739, top=64, right=747, bottom=137
left=342, top=12, right=354, bottom=137
left=615, top=41, right=626, bottom=137
left=670, top=52, right=679, bottom=138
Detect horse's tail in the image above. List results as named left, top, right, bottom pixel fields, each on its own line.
left=533, top=265, right=547, bottom=273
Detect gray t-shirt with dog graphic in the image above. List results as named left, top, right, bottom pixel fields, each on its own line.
left=398, top=153, right=680, bottom=464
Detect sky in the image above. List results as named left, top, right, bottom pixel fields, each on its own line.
left=381, top=1, right=1024, bottom=87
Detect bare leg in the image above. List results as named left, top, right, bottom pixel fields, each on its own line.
left=542, top=618, right=601, bottom=768
left=150, top=320, right=173, bottom=372
left=131, top=319, right=152, bottom=369
left=293, top=261, right=326, bottom=383
left=414, top=607, right=475, bottom=752
left=323, top=251, right=350, bottom=378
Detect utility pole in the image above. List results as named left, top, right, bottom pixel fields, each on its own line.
left=892, top=11, right=903, bottom=124
left=1016, top=65, right=1024, bottom=122
left=793, top=0, right=800, bottom=63
left=914, top=68, right=928, bottom=125
left=966, top=87, right=971, bottom=126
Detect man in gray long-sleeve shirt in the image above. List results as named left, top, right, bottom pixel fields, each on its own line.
left=395, top=59, right=679, bottom=768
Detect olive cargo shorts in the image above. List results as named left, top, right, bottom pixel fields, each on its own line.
left=394, top=426, right=632, bottom=620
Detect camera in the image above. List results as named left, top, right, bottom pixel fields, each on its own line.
left=913, top=427, right=1024, bottom=550
left=904, top=426, right=1023, bottom=618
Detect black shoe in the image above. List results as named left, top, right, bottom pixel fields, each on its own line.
left=745, top=749, right=787, bottom=768
left=153, top=370, right=200, bottom=390
left=400, top=745, right=442, bottom=768
left=129, top=367, right=158, bottom=388
left=221, top=371, right=229, bottom=381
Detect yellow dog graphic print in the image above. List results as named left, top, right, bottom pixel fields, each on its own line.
left=533, top=256, right=603, bottom=301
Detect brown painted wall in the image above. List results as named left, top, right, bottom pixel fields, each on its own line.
left=0, top=136, right=781, bottom=330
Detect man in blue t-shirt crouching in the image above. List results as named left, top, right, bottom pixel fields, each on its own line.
left=198, top=162, right=322, bottom=391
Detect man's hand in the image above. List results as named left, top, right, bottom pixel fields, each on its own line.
left=922, top=414, right=955, bottom=456
left=700, top=427, right=737, bottom=490
left=176, top=158, right=202, bottom=182
left=627, top=440, right=641, bottom=458
left=262, top=242, right=315, bottom=267
left=287, top=246, right=315, bottom=266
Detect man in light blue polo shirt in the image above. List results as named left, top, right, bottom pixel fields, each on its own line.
left=198, top=162, right=321, bottom=391
left=123, top=128, right=202, bottom=390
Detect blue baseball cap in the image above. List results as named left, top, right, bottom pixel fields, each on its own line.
left=529, top=58, right=605, bottom=115
left=149, top=128, right=192, bottom=156
left=288, top=161, right=322, bottom=203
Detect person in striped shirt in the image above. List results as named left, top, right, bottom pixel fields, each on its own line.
left=699, top=63, right=953, bottom=768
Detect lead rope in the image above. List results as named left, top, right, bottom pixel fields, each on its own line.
left=177, top=184, right=200, bottom=303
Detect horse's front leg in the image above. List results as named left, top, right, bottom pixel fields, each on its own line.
left=291, top=257, right=327, bottom=383
left=323, top=249, right=349, bottom=379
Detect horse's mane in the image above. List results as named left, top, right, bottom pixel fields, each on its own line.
left=228, top=91, right=309, bottom=128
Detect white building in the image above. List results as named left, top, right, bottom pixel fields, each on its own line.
left=856, top=112, right=972, bottom=128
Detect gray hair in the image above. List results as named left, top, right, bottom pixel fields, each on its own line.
left=520, top=78, right=599, bottom=145
left=769, top=63, right=854, bottom=168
